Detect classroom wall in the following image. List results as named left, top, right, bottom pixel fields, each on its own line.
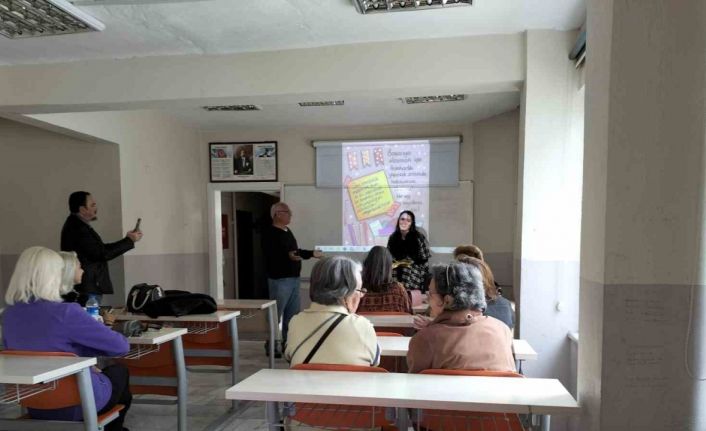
left=515, top=30, right=584, bottom=431
left=0, top=117, right=124, bottom=304
left=472, top=109, right=520, bottom=291
left=21, top=110, right=208, bottom=296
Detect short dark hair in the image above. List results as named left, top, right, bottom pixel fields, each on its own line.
left=69, top=191, right=90, bottom=213
left=362, top=246, right=394, bottom=293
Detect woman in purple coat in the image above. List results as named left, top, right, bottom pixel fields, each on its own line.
left=2, top=247, right=132, bottom=431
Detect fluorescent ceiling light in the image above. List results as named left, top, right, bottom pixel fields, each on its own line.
left=0, top=0, right=105, bottom=39
left=353, top=0, right=471, bottom=14
left=298, top=100, right=345, bottom=107
left=403, top=94, right=466, bottom=104
left=202, top=105, right=261, bottom=111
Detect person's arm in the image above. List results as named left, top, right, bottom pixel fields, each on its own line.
left=358, top=319, right=381, bottom=367
left=406, top=331, right=433, bottom=373
left=412, top=234, right=431, bottom=264
left=73, top=225, right=134, bottom=262
left=64, top=304, right=129, bottom=357
left=103, top=237, right=136, bottom=261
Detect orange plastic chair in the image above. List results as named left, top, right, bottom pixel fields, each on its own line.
left=117, top=341, right=178, bottom=397
left=289, top=363, right=397, bottom=430
left=416, top=369, right=527, bottom=431
left=0, top=350, right=124, bottom=428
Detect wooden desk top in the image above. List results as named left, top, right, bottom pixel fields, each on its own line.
left=217, top=299, right=277, bottom=310
left=226, top=369, right=579, bottom=415
left=0, top=356, right=96, bottom=385
left=377, top=336, right=537, bottom=361
left=128, top=327, right=188, bottom=345
left=116, top=310, right=240, bottom=323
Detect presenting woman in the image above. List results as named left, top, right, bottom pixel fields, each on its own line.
left=386, top=210, right=431, bottom=301
left=2, top=247, right=131, bottom=430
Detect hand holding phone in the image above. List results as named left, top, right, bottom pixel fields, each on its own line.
left=134, top=218, right=142, bottom=232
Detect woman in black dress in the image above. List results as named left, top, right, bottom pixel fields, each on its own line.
left=386, top=211, right=431, bottom=299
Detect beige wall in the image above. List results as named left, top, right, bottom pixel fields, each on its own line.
left=472, top=109, right=520, bottom=287
left=22, top=110, right=209, bottom=295
left=0, top=117, right=124, bottom=303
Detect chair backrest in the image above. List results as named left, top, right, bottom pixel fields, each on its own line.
left=374, top=331, right=403, bottom=337
left=292, top=363, right=388, bottom=373
left=0, top=350, right=81, bottom=409
left=420, top=368, right=524, bottom=378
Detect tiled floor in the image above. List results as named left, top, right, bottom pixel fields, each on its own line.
left=125, top=339, right=286, bottom=431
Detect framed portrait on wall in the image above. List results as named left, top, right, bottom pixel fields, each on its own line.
left=209, top=141, right=278, bottom=182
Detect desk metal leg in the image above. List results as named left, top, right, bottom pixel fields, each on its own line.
left=540, top=414, right=550, bottom=431
left=267, top=305, right=277, bottom=368
left=517, top=359, right=524, bottom=374
left=229, top=318, right=240, bottom=410
left=395, top=407, right=410, bottom=431
left=266, top=401, right=280, bottom=431
left=76, top=367, right=98, bottom=431
left=172, top=337, right=188, bottom=431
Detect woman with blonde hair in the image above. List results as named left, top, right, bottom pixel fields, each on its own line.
left=3, top=247, right=131, bottom=430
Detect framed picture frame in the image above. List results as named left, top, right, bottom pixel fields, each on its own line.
left=209, top=141, right=278, bottom=182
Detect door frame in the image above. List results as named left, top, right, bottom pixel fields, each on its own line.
left=207, top=182, right=283, bottom=300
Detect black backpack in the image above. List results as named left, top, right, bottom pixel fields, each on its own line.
left=141, top=290, right=217, bottom=318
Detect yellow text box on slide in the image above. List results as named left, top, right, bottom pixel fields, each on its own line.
left=347, top=171, right=394, bottom=220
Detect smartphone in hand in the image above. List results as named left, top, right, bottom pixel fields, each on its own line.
left=134, top=218, right=142, bottom=231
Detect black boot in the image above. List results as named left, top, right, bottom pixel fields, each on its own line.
left=264, top=340, right=282, bottom=358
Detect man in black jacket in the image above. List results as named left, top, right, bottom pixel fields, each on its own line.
left=61, top=191, right=142, bottom=304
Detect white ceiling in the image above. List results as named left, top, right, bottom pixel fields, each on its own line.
left=0, top=0, right=585, bottom=65
left=164, top=90, right=520, bottom=130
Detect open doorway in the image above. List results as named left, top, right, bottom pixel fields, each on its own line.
left=221, top=191, right=279, bottom=299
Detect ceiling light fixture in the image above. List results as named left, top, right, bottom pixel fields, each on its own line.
left=0, top=0, right=104, bottom=39
left=353, top=0, right=471, bottom=14
left=298, top=100, right=345, bottom=107
left=202, top=105, right=261, bottom=111
left=402, top=94, right=466, bottom=104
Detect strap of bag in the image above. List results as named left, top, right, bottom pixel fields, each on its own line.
left=287, top=314, right=337, bottom=362
left=303, top=314, right=346, bottom=364
left=131, top=286, right=154, bottom=311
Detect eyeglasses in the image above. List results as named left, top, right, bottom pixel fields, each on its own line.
left=399, top=217, right=412, bottom=222
left=276, top=210, right=292, bottom=215
left=356, top=288, right=368, bottom=296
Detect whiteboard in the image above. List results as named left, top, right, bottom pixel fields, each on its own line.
left=283, top=182, right=473, bottom=277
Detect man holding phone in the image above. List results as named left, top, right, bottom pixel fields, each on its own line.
left=61, top=191, right=143, bottom=305
left=261, top=202, right=322, bottom=356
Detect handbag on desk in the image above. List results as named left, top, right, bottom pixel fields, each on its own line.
left=141, top=290, right=217, bottom=318
left=126, top=283, right=165, bottom=313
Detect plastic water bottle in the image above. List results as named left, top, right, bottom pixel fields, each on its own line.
left=86, top=295, right=102, bottom=322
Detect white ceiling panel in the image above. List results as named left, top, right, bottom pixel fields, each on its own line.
left=0, top=0, right=585, bottom=65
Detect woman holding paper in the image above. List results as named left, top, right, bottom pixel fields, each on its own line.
left=386, top=210, right=431, bottom=302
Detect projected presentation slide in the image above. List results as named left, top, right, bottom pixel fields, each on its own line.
left=342, top=140, right=430, bottom=247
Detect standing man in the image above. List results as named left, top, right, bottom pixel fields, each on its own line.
left=61, top=191, right=143, bottom=304
left=261, top=202, right=322, bottom=356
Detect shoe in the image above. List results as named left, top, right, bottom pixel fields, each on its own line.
left=264, top=340, right=282, bottom=358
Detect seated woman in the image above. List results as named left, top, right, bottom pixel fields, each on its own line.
left=407, top=261, right=515, bottom=373
left=456, top=255, right=514, bottom=329
left=357, top=246, right=412, bottom=314
left=285, top=256, right=380, bottom=367
left=2, top=247, right=131, bottom=431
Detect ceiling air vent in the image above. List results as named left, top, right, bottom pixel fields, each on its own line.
left=202, top=105, right=261, bottom=112
left=402, top=94, right=466, bottom=104
left=0, top=0, right=105, bottom=39
left=298, top=100, right=345, bottom=107
left=353, top=0, right=471, bottom=14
